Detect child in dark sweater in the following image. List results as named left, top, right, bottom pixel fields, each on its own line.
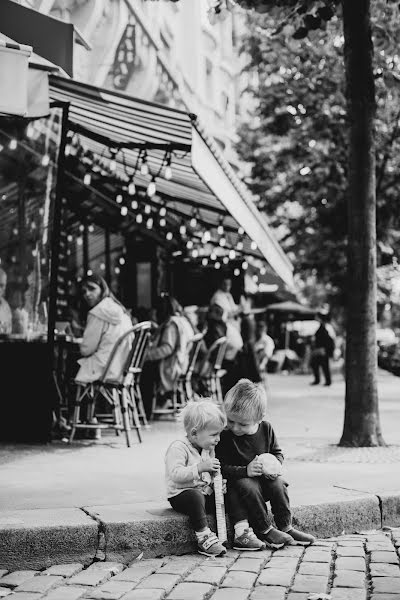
left=216, top=378, right=315, bottom=549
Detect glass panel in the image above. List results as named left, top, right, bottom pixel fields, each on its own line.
left=0, top=109, right=62, bottom=342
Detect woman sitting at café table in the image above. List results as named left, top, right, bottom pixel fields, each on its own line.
left=75, top=274, right=133, bottom=384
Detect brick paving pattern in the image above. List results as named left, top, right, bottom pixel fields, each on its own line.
left=1, top=529, right=400, bottom=599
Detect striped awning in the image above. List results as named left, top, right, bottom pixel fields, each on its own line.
left=49, top=75, right=294, bottom=289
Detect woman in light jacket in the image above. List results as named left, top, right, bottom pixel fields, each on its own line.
left=75, top=274, right=133, bottom=384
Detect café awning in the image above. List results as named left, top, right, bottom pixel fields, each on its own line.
left=49, top=75, right=294, bottom=290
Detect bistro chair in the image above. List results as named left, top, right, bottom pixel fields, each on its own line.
left=151, top=333, right=204, bottom=420
left=69, top=321, right=154, bottom=447
left=197, top=336, right=228, bottom=405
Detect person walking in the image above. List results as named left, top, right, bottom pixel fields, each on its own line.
left=310, top=313, right=336, bottom=386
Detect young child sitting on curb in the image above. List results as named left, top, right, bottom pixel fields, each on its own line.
left=216, top=378, right=315, bottom=549
left=165, top=399, right=227, bottom=557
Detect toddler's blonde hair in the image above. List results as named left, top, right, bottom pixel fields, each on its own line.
left=224, top=378, right=267, bottom=422
left=181, top=399, right=227, bottom=434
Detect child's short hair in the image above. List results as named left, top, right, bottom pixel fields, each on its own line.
left=181, top=399, right=227, bottom=434
left=224, top=378, right=267, bottom=422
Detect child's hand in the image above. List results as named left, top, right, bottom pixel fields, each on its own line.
left=198, top=457, right=220, bottom=474
left=247, top=455, right=263, bottom=477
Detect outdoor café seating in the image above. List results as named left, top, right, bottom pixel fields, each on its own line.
left=69, top=320, right=154, bottom=447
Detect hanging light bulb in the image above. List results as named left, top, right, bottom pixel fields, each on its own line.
left=121, top=206, right=128, bottom=216
left=128, top=181, right=136, bottom=195
left=192, top=249, right=199, bottom=258
left=186, top=240, right=194, bottom=249
left=67, top=235, right=73, bottom=242
left=160, top=217, right=166, bottom=227
left=77, top=237, right=83, bottom=246
left=251, top=241, right=257, bottom=251
left=203, top=230, right=211, bottom=243
left=84, top=172, right=91, bottom=186
left=190, top=215, right=198, bottom=228
left=88, top=224, right=95, bottom=233
left=234, top=268, right=240, bottom=277
left=136, top=213, right=143, bottom=224
left=237, top=240, right=244, bottom=251
left=219, top=237, right=226, bottom=247
left=140, top=152, right=149, bottom=175
left=165, top=164, right=173, bottom=180
left=215, top=261, right=221, bottom=269
left=87, top=269, right=93, bottom=276
left=217, top=221, right=224, bottom=235
left=26, top=123, right=34, bottom=138
left=242, top=260, right=248, bottom=270
left=238, top=226, right=245, bottom=236
left=160, top=205, right=167, bottom=217
left=119, top=257, right=126, bottom=265
left=229, top=249, right=236, bottom=260
left=109, top=158, right=116, bottom=172
left=41, top=154, right=50, bottom=167
left=9, top=139, right=17, bottom=150
left=116, top=194, right=123, bottom=204
left=115, top=266, right=120, bottom=274
left=202, top=257, right=208, bottom=266
left=79, top=224, right=85, bottom=232
left=211, top=251, right=217, bottom=261
left=260, top=266, right=266, bottom=275
left=147, top=178, right=156, bottom=197
left=223, top=256, right=229, bottom=264
left=146, top=217, right=153, bottom=229
left=131, top=199, right=138, bottom=210
left=64, top=143, right=71, bottom=156
left=179, top=224, right=186, bottom=236
left=100, top=263, right=105, bottom=271
left=166, top=231, right=173, bottom=241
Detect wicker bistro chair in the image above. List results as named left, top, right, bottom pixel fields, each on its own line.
left=197, top=336, right=228, bottom=405
left=69, top=321, right=154, bottom=447
left=151, top=332, right=205, bottom=419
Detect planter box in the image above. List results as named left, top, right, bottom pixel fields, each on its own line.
left=0, top=40, right=32, bottom=116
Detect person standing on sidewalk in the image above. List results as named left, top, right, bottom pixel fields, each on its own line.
left=216, top=378, right=315, bottom=549
left=310, top=312, right=336, bottom=386
left=165, top=400, right=227, bottom=557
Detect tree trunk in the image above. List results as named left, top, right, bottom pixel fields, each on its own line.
left=340, top=0, right=384, bottom=446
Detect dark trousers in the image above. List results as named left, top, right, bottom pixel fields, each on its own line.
left=312, top=354, right=331, bottom=385
left=169, top=489, right=215, bottom=531
left=226, top=476, right=292, bottom=534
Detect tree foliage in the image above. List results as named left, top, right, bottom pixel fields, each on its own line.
left=236, top=1, right=400, bottom=308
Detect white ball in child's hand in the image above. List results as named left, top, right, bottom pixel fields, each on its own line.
left=258, top=453, right=282, bottom=479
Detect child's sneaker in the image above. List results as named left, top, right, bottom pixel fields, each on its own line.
left=260, top=527, right=293, bottom=549
left=197, top=531, right=227, bottom=557
left=233, top=528, right=266, bottom=551
left=286, top=527, right=315, bottom=546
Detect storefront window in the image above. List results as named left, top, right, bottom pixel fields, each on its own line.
left=0, top=108, right=62, bottom=342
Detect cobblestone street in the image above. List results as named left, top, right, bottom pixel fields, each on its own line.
left=1, top=529, right=400, bottom=600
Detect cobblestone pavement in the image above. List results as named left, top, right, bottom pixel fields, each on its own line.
left=1, top=529, right=400, bottom=600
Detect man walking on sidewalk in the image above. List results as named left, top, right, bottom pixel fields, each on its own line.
left=310, top=312, right=336, bottom=386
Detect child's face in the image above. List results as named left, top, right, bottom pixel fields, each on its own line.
left=226, top=412, right=261, bottom=436
left=191, top=425, right=222, bottom=451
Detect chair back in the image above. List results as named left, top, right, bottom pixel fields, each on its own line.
left=99, top=321, right=155, bottom=385
left=184, top=332, right=204, bottom=378
left=206, top=336, right=228, bottom=372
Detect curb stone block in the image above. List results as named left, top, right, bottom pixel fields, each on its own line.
left=220, top=570, right=257, bottom=588
left=185, top=566, right=227, bottom=585
left=370, top=595, right=400, bottom=600
left=330, top=590, right=367, bottom=600
left=118, top=590, right=164, bottom=600
left=298, top=561, right=330, bottom=576
left=372, top=577, right=400, bottom=593
left=292, top=497, right=381, bottom=538
left=256, top=567, right=293, bottom=587
left=0, top=509, right=98, bottom=570
left=168, top=582, right=214, bottom=599
left=291, top=573, right=329, bottom=593
left=266, top=557, right=300, bottom=570
left=135, top=573, right=181, bottom=593
left=0, top=590, right=11, bottom=598
left=333, top=570, right=365, bottom=588
left=4, top=594, right=42, bottom=599
left=112, top=564, right=162, bottom=583
left=44, top=586, right=87, bottom=600
left=83, top=580, right=135, bottom=599
left=370, top=563, right=400, bottom=577
left=229, top=557, right=266, bottom=572
left=86, top=562, right=125, bottom=575
left=66, top=570, right=111, bottom=587
left=370, top=550, right=399, bottom=563
left=43, top=563, right=84, bottom=577
left=250, top=586, right=286, bottom=600
left=208, top=589, right=249, bottom=600
left=15, top=575, right=64, bottom=593
left=302, top=550, right=332, bottom=563
left=0, top=571, right=39, bottom=588
left=336, top=546, right=365, bottom=557
left=335, top=557, right=366, bottom=571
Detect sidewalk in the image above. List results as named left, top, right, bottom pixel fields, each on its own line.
left=1, top=369, right=400, bottom=570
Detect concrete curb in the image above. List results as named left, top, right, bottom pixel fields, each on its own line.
left=1, top=493, right=400, bottom=570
